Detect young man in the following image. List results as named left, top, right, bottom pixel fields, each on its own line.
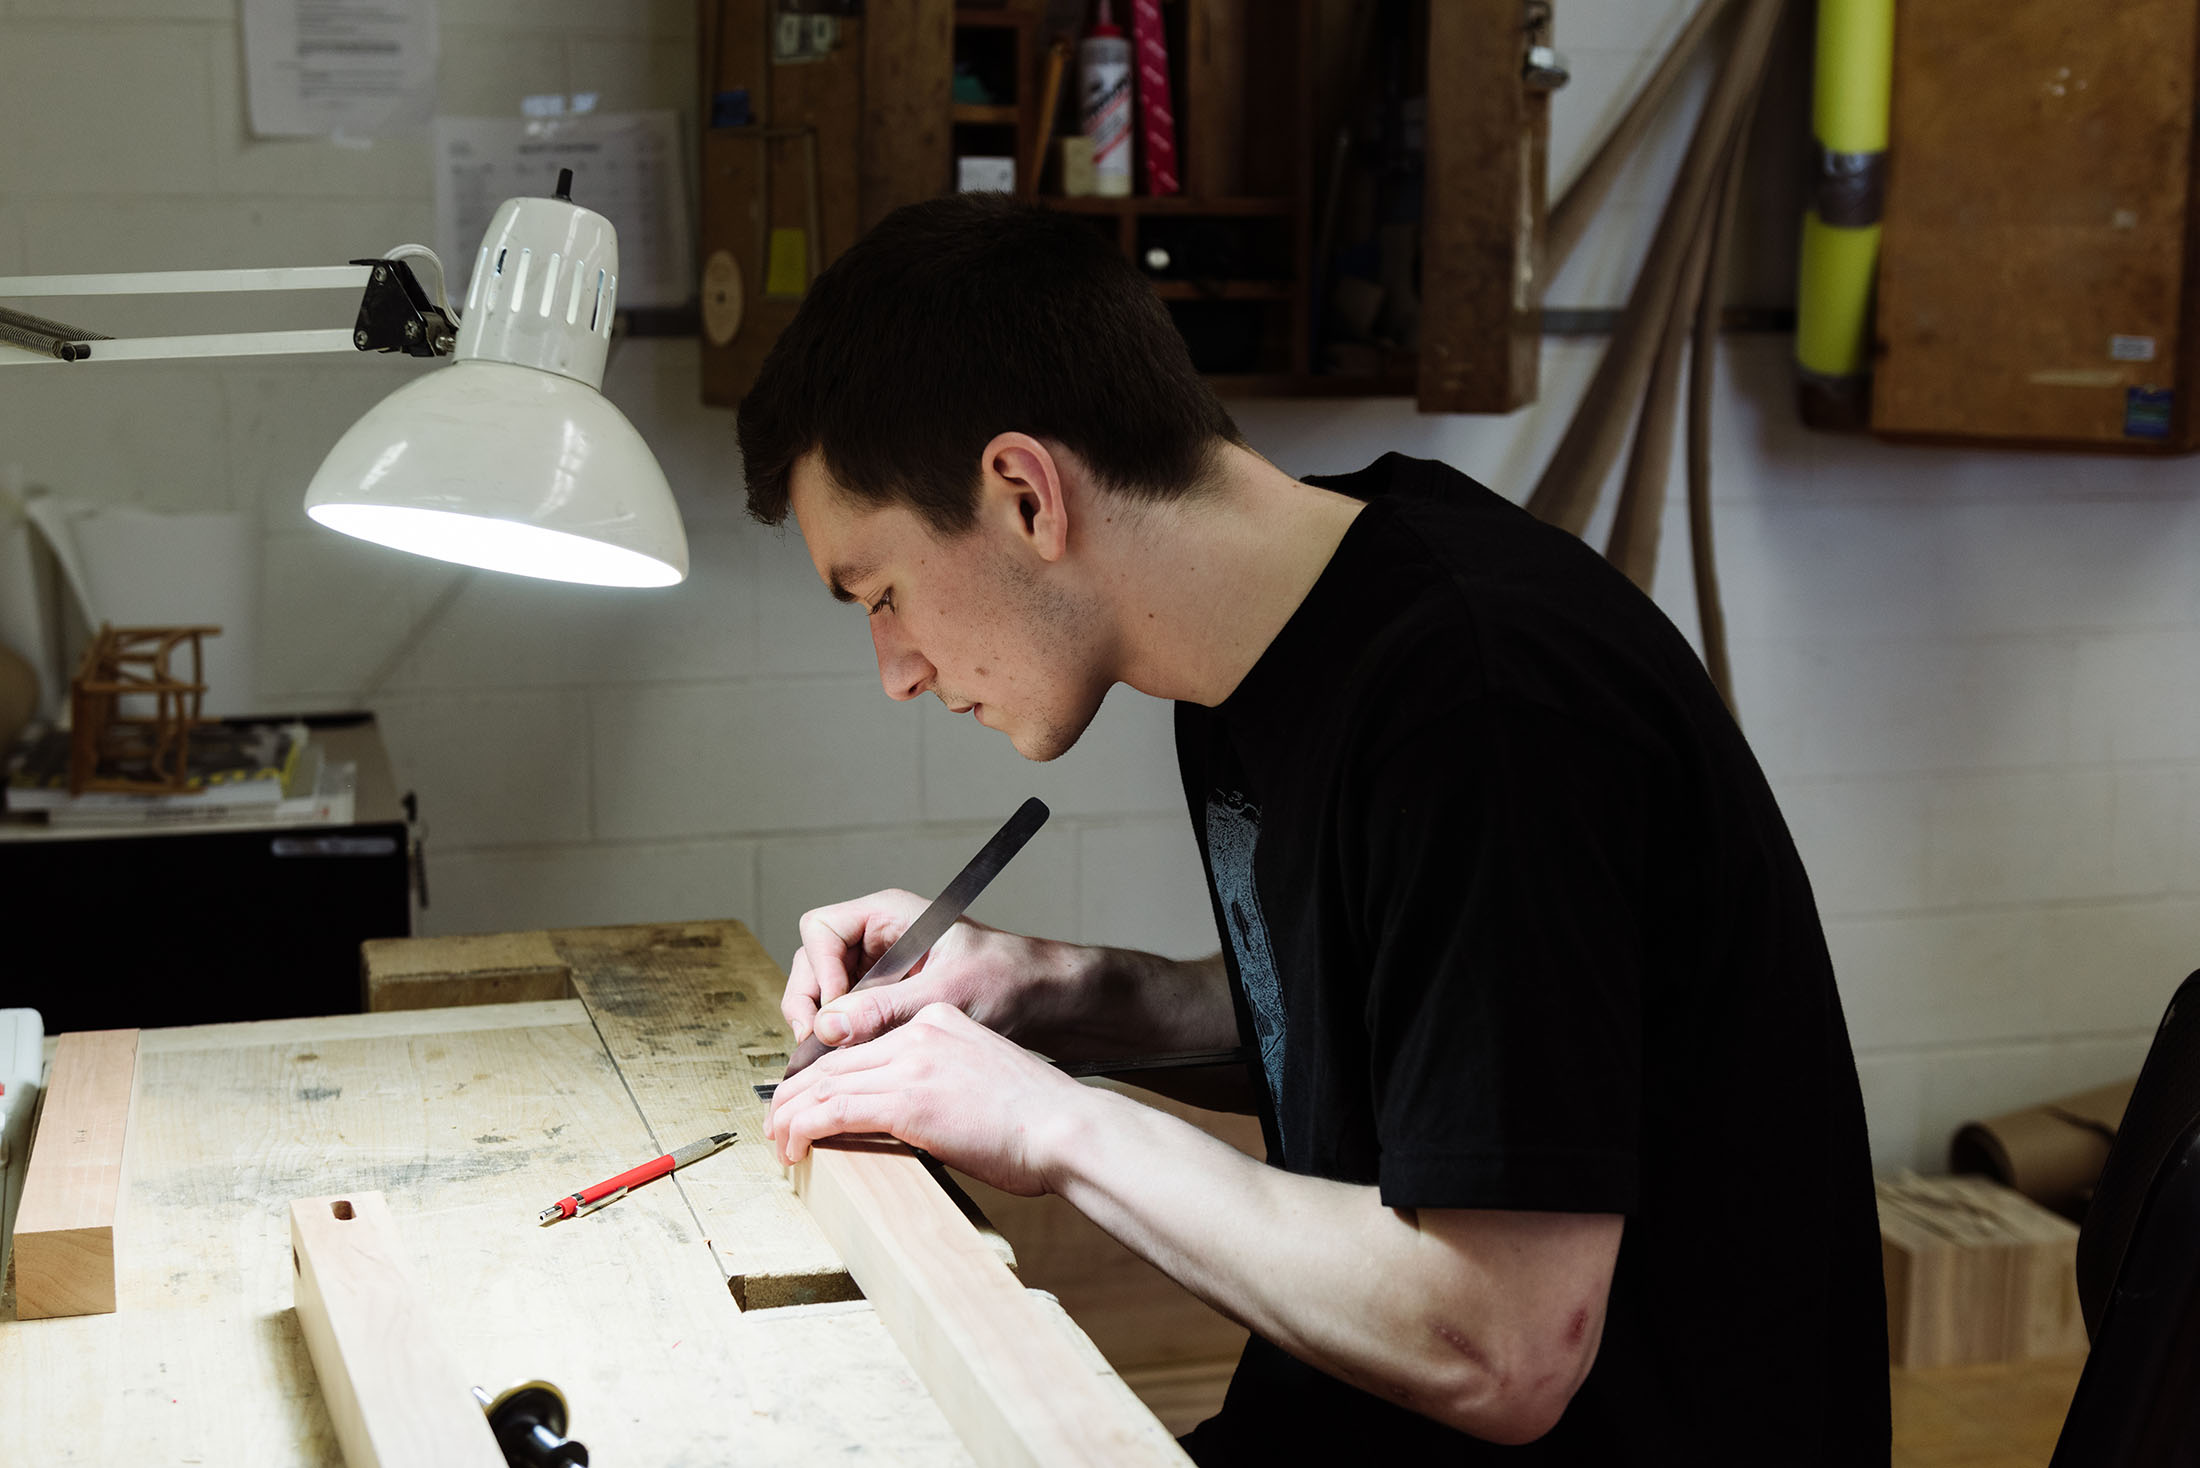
left=742, top=195, right=1890, bottom=1462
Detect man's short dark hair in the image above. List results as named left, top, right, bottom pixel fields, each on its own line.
left=738, top=193, right=1243, bottom=534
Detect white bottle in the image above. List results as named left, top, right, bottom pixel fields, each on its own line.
left=1079, top=0, right=1133, bottom=198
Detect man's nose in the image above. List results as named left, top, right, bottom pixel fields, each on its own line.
left=870, top=617, right=932, bottom=702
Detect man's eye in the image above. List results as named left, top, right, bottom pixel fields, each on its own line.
left=868, top=592, right=893, bottom=617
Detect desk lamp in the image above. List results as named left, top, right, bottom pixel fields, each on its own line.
left=0, top=171, right=688, bottom=588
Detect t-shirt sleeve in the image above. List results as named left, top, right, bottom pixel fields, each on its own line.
left=1348, top=696, right=1649, bottom=1215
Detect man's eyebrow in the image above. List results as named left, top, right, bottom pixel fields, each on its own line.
left=826, top=561, right=878, bottom=604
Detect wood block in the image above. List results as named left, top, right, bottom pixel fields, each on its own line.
left=360, top=931, right=571, bottom=1013
left=13, top=1028, right=137, bottom=1319
left=1879, top=1174, right=2090, bottom=1367
left=290, top=1191, right=504, bottom=1468
left=792, top=1138, right=1189, bottom=1468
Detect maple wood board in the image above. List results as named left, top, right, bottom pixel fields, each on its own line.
left=793, top=1138, right=1190, bottom=1468
left=12, top=1027, right=138, bottom=1320
left=289, top=1190, right=505, bottom=1468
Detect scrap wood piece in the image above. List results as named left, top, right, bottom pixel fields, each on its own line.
left=793, top=1138, right=1189, bottom=1468
left=359, top=930, right=572, bottom=1013
left=289, top=1191, right=504, bottom=1468
left=14, top=1028, right=137, bottom=1320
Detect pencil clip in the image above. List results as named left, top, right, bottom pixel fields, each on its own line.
left=575, top=1185, right=629, bottom=1218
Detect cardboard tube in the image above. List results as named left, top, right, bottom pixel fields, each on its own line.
left=1950, top=1079, right=2136, bottom=1222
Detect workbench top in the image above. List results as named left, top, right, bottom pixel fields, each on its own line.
left=0, top=924, right=1161, bottom=1464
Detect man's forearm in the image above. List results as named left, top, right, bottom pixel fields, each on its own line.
left=1020, top=945, right=1239, bottom=1060
left=1036, top=1085, right=1617, bottom=1444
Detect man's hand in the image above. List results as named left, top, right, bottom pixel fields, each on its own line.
left=784, top=889, right=1072, bottom=1050
left=764, top=1002, right=1088, bottom=1196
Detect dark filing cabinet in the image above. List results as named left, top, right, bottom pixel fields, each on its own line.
left=0, top=714, right=415, bottom=1031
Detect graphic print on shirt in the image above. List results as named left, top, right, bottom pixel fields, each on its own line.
left=1206, top=789, right=1288, bottom=1154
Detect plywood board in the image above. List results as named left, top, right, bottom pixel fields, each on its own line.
left=0, top=1000, right=975, bottom=1465
left=289, top=1191, right=504, bottom=1468
left=13, top=1027, right=137, bottom=1319
left=1872, top=0, right=2200, bottom=448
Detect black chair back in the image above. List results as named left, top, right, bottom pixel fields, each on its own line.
left=2050, top=969, right=2200, bottom=1468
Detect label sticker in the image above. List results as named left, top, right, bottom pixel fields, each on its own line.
left=2125, top=386, right=2174, bottom=439
left=764, top=228, right=809, bottom=299
left=2111, top=334, right=2158, bottom=362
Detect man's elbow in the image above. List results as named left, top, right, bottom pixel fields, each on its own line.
left=1422, top=1314, right=1603, bottom=1445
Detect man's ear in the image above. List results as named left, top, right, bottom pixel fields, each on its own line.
left=979, top=433, right=1070, bottom=564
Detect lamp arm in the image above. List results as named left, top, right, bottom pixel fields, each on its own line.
left=0, top=256, right=457, bottom=368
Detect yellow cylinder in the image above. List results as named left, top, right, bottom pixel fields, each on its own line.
left=1813, top=0, right=1896, bottom=155
left=1796, top=214, right=1881, bottom=379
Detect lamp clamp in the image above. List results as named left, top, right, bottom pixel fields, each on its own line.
left=348, top=258, right=456, bottom=358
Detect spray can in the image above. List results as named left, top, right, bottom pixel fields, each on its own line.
left=1079, top=0, right=1133, bottom=198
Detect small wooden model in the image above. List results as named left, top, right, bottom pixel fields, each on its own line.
left=67, top=623, right=220, bottom=795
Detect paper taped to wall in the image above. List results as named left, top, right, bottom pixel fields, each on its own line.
left=242, top=0, right=439, bottom=140
left=434, top=112, right=692, bottom=310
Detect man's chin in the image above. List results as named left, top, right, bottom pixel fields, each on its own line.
left=1002, top=715, right=1084, bottom=763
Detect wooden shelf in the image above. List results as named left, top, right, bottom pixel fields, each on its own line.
left=1037, top=195, right=1298, bottom=217
left=1207, top=370, right=1419, bottom=399
left=950, top=103, right=1020, bottom=125
left=1149, top=280, right=1294, bottom=301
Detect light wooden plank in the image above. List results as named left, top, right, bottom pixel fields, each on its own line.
left=360, top=931, right=571, bottom=1013
left=793, top=1139, right=1190, bottom=1468
left=13, top=1028, right=137, bottom=1319
left=289, top=1190, right=504, bottom=1468
left=0, top=1007, right=976, bottom=1465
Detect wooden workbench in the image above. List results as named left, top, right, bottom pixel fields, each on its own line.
left=2, top=921, right=1181, bottom=1464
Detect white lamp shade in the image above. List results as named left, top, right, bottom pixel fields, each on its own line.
left=303, top=358, right=689, bottom=587
left=305, top=191, right=689, bottom=588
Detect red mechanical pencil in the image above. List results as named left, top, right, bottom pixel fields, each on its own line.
left=536, top=1131, right=736, bottom=1224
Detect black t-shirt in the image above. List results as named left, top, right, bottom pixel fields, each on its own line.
left=1173, top=455, right=1890, bottom=1464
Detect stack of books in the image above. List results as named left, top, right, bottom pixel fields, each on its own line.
left=2, top=720, right=355, bottom=830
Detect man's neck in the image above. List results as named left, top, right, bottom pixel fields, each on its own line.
left=1098, top=442, right=1365, bottom=707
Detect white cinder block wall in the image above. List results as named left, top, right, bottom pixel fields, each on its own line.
left=3, top=1, right=2194, bottom=1172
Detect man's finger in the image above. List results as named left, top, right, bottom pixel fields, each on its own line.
left=813, top=975, right=942, bottom=1047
